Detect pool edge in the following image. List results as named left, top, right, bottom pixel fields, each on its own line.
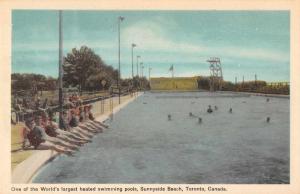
left=11, top=92, right=143, bottom=184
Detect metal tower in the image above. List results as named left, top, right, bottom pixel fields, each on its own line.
left=207, top=57, right=223, bottom=91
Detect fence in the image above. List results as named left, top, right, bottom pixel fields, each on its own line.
left=11, top=89, right=139, bottom=124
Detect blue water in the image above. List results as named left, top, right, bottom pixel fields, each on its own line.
left=33, top=91, right=289, bottom=183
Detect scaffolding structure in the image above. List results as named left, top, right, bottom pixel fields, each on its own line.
left=207, top=57, right=223, bottom=91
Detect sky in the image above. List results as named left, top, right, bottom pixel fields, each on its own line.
left=12, top=10, right=290, bottom=82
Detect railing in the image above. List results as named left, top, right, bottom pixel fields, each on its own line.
left=11, top=88, right=137, bottom=124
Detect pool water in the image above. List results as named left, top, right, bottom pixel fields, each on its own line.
left=33, top=92, right=289, bottom=183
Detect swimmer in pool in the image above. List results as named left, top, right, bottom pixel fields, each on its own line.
left=207, top=105, right=213, bottom=113
left=198, top=117, right=202, bottom=124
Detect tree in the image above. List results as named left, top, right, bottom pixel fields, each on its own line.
left=63, top=46, right=114, bottom=92
left=11, top=73, right=57, bottom=92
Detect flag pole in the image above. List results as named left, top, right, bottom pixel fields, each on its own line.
left=172, top=65, right=174, bottom=78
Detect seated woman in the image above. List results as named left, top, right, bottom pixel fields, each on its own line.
left=34, top=115, right=80, bottom=151
left=48, top=111, right=92, bottom=143
left=59, top=111, right=70, bottom=131
left=69, top=109, right=79, bottom=127
left=87, top=105, right=95, bottom=120
left=41, top=111, right=58, bottom=137
left=56, top=109, right=91, bottom=140
left=43, top=112, right=89, bottom=145
left=71, top=105, right=103, bottom=133
left=86, top=105, right=109, bottom=129
left=69, top=106, right=101, bottom=134
left=84, top=105, right=91, bottom=120
left=25, top=119, right=74, bottom=155
left=60, top=109, right=94, bottom=139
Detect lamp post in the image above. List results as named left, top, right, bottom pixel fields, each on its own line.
left=140, top=62, right=144, bottom=90
left=139, top=62, right=143, bottom=90
left=58, top=10, right=64, bottom=128
left=148, top=67, right=152, bottom=80
left=149, top=67, right=152, bottom=90
left=140, top=62, right=144, bottom=77
left=131, top=44, right=136, bottom=78
left=118, top=16, right=124, bottom=104
left=136, top=55, right=141, bottom=77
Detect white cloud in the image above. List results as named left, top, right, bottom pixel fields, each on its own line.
left=122, top=19, right=289, bottom=64
left=122, top=20, right=204, bottom=54
left=14, top=18, right=289, bottom=65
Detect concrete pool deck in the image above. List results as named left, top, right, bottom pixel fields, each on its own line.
left=11, top=92, right=142, bottom=183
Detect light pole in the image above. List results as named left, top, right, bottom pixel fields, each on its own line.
left=140, top=62, right=144, bottom=89
left=136, top=55, right=141, bottom=77
left=139, top=62, right=143, bottom=90
left=131, top=44, right=136, bottom=78
left=140, top=62, right=144, bottom=77
left=149, top=67, right=152, bottom=89
left=58, top=10, right=64, bottom=128
left=118, top=16, right=124, bottom=104
left=140, top=63, right=144, bottom=90
left=148, top=67, right=152, bottom=80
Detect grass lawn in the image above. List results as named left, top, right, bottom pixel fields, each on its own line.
left=11, top=123, right=37, bottom=171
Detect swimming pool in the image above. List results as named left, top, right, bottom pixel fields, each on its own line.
left=33, top=91, right=289, bottom=183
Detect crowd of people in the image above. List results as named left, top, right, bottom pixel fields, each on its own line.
left=12, top=92, right=83, bottom=124
left=20, top=102, right=107, bottom=156
left=65, top=93, right=83, bottom=108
